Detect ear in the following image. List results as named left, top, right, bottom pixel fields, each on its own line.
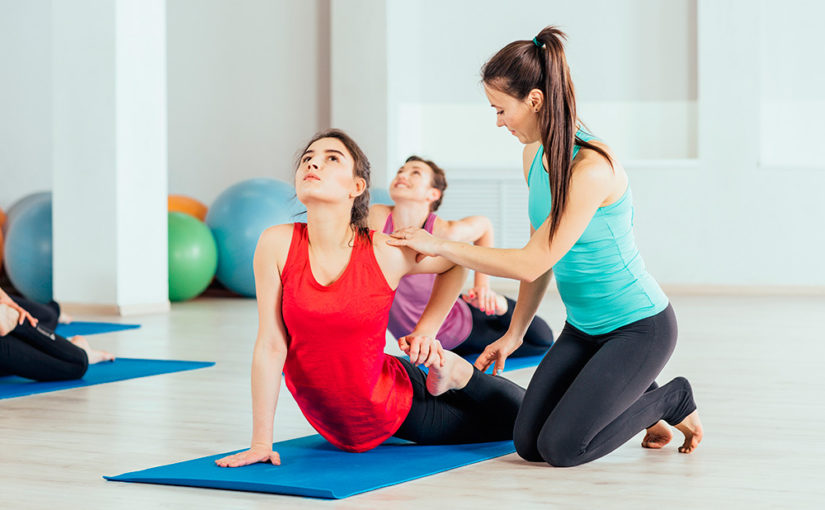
left=426, top=187, right=441, bottom=206
left=350, top=177, right=367, bottom=198
left=527, top=88, right=544, bottom=112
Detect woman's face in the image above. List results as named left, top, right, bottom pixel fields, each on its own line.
left=389, top=160, right=439, bottom=205
left=484, top=84, right=541, bottom=144
left=295, top=137, right=363, bottom=206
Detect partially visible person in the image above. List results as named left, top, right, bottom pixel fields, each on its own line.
left=0, top=286, right=114, bottom=381
left=368, top=155, right=554, bottom=358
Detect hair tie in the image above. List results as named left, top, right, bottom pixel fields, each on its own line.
left=532, top=37, right=543, bottom=48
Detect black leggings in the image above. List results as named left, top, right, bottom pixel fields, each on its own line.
left=514, top=304, right=696, bottom=467
left=453, top=297, right=555, bottom=357
left=394, top=356, right=525, bottom=444
left=0, top=297, right=88, bottom=381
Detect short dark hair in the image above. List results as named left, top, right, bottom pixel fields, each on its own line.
left=405, top=155, right=447, bottom=212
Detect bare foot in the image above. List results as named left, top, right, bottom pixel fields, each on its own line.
left=69, top=335, right=115, bottom=364
left=0, top=304, right=20, bottom=336
left=641, top=420, right=673, bottom=449
left=493, top=293, right=508, bottom=316
left=58, top=311, right=73, bottom=324
left=425, top=350, right=473, bottom=396
left=674, top=410, right=703, bottom=454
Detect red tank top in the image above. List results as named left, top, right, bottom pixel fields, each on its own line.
left=280, top=223, right=413, bottom=452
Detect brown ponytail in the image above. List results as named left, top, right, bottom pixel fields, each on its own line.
left=482, top=26, right=612, bottom=242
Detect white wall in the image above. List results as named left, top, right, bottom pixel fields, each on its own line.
left=0, top=0, right=52, bottom=210
left=167, top=0, right=330, bottom=205
left=1, top=0, right=330, bottom=210
left=345, top=0, right=824, bottom=288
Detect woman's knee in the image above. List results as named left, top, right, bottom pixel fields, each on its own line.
left=536, top=428, right=586, bottom=468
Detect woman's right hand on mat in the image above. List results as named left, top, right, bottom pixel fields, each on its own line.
left=474, top=334, right=522, bottom=376
left=215, top=446, right=281, bottom=468
left=399, top=334, right=445, bottom=368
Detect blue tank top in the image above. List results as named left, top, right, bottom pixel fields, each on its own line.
left=527, top=131, right=668, bottom=334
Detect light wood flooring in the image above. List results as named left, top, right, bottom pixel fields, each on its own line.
left=2, top=292, right=823, bottom=509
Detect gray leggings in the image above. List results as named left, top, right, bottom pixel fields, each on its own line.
left=514, top=304, right=696, bottom=467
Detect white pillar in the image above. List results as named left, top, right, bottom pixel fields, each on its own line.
left=52, top=0, right=168, bottom=315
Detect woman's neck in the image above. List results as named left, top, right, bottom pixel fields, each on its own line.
left=305, top=204, right=356, bottom=252
left=390, top=200, right=432, bottom=230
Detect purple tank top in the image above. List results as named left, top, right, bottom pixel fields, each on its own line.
left=383, top=213, right=472, bottom=349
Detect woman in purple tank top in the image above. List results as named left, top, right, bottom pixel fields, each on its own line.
left=367, top=155, right=554, bottom=357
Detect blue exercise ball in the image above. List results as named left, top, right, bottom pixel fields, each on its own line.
left=4, top=194, right=53, bottom=303
left=206, top=178, right=304, bottom=296
left=3, top=191, right=51, bottom=235
left=370, top=187, right=393, bottom=206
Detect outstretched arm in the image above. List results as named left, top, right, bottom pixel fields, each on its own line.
left=389, top=160, right=614, bottom=282
left=474, top=226, right=554, bottom=375
left=216, top=225, right=290, bottom=468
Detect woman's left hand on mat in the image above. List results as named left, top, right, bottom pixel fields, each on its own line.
left=399, top=334, right=445, bottom=368
left=387, top=227, right=442, bottom=262
left=215, top=446, right=281, bottom=468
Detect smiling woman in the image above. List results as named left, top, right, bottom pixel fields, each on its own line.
left=387, top=26, right=702, bottom=468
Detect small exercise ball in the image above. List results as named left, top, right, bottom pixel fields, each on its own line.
left=168, top=194, right=208, bottom=222
left=4, top=194, right=53, bottom=303
left=3, top=191, right=51, bottom=235
left=206, top=178, right=303, bottom=296
left=168, top=212, right=218, bottom=302
left=0, top=206, right=6, bottom=230
left=371, top=187, right=394, bottom=206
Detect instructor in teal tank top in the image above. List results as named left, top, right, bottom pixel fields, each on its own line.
left=388, top=26, right=703, bottom=467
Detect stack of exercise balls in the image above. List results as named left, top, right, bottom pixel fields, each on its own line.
left=3, top=179, right=306, bottom=303
left=2, top=192, right=54, bottom=303
left=167, top=195, right=217, bottom=302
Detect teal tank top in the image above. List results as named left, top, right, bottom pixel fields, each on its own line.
left=527, top=131, right=668, bottom=335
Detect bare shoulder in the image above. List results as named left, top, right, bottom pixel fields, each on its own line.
left=522, top=142, right=542, bottom=182
left=432, top=216, right=452, bottom=238
left=368, top=204, right=393, bottom=231
left=371, top=231, right=408, bottom=264
left=257, top=223, right=295, bottom=269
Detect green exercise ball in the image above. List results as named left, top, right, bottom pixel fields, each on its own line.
left=168, top=212, right=218, bottom=302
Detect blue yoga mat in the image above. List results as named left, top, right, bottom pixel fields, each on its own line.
left=55, top=321, right=140, bottom=337
left=463, top=352, right=546, bottom=373
left=105, top=435, right=515, bottom=499
left=0, top=358, right=214, bottom=400
left=412, top=351, right=547, bottom=374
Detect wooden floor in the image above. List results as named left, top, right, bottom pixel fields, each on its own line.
left=2, top=291, right=823, bottom=509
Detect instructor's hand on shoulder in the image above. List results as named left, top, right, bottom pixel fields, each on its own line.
left=215, top=445, right=281, bottom=468
left=386, top=227, right=441, bottom=262
left=474, top=334, right=522, bottom=376
left=399, top=333, right=445, bottom=368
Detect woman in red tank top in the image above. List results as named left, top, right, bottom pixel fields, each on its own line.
left=216, top=130, right=524, bottom=467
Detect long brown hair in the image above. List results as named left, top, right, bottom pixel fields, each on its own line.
left=482, top=26, right=613, bottom=241
left=297, top=129, right=371, bottom=242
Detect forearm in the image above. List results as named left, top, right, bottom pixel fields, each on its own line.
left=505, top=269, right=553, bottom=338
left=436, top=240, right=543, bottom=282
left=413, top=264, right=467, bottom=336
left=470, top=217, right=494, bottom=288
left=249, top=342, right=287, bottom=448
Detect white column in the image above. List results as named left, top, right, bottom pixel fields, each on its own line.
left=52, top=0, right=168, bottom=315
